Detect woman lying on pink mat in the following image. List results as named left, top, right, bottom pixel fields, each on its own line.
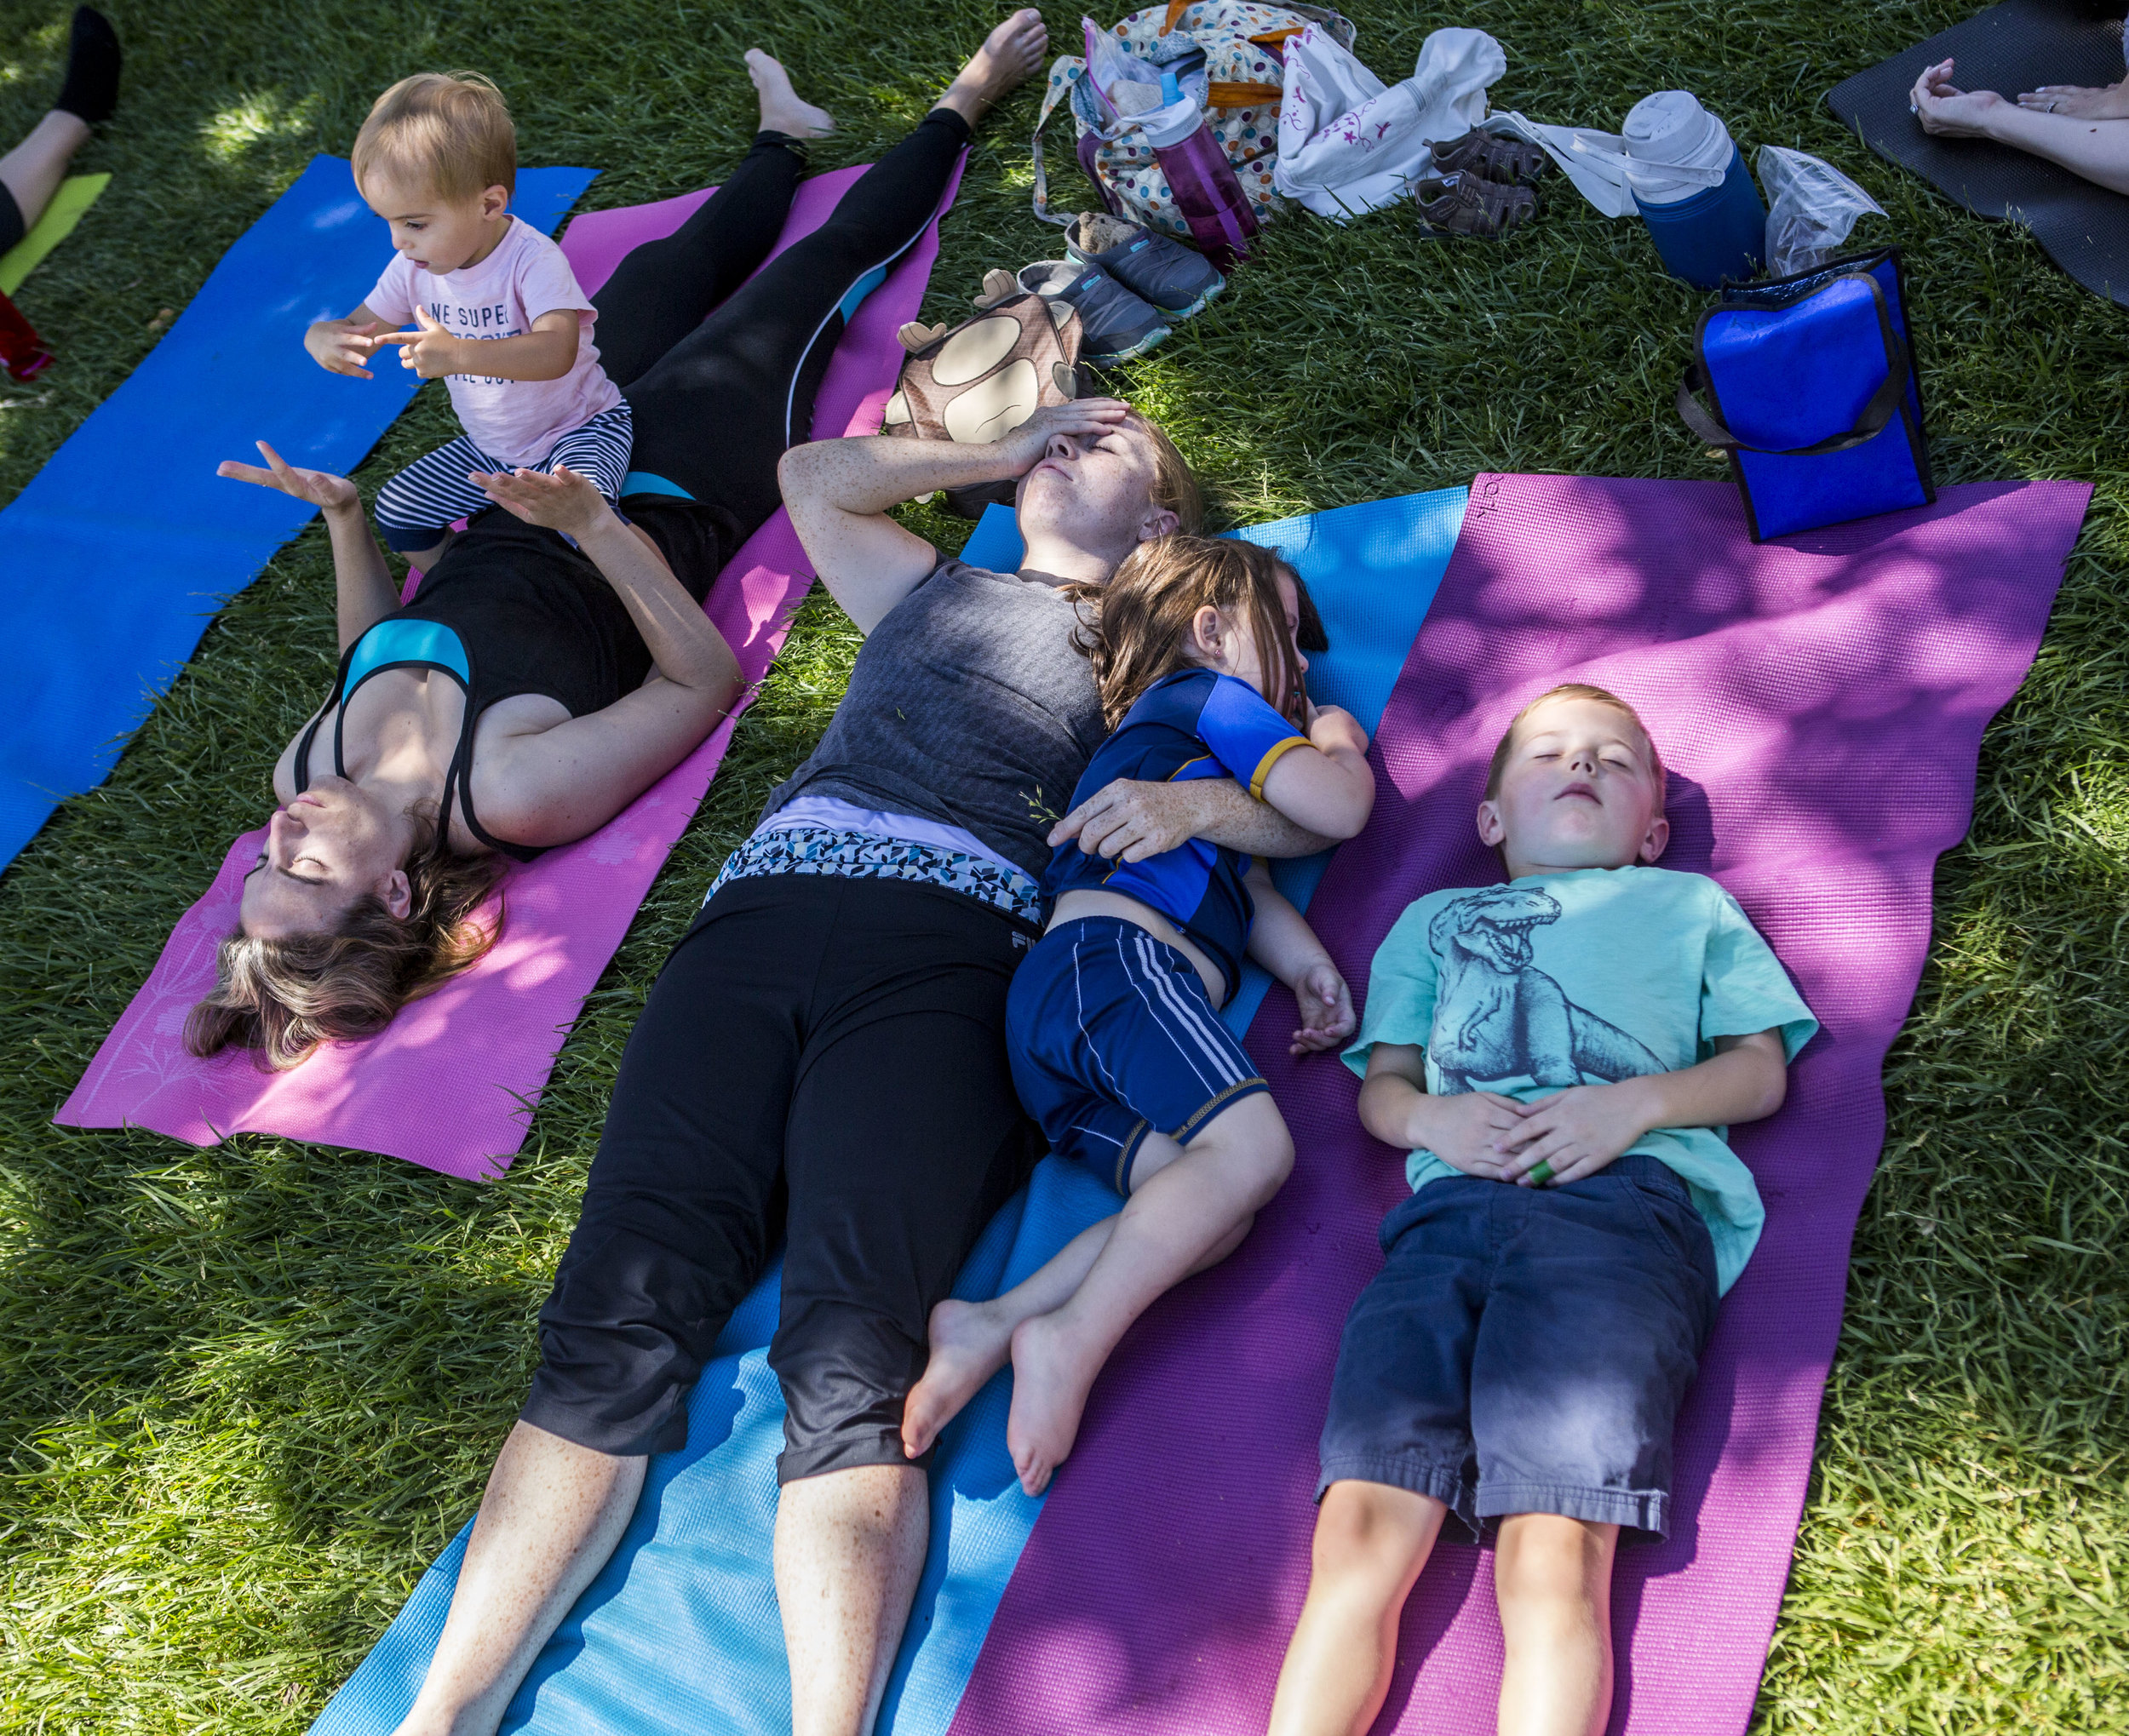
left=198, top=48, right=964, bottom=1069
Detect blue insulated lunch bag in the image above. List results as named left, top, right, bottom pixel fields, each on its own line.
left=1676, top=247, right=1932, bottom=541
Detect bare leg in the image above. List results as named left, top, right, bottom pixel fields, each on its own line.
left=1267, top=1481, right=1446, bottom=1736
left=1006, top=1094, right=1294, bottom=1494
left=0, top=112, right=91, bottom=237
left=934, top=9, right=1050, bottom=129
left=776, top=1464, right=929, bottom=1736
left=745, top=50, right=836, bottom=138
left=389, top=1423, right=646, bottom=1736
left=1494, top=1515, right=1619, bottom=1736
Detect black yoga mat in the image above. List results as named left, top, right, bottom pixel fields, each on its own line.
left=1828, top=0, right=2129, bottom=304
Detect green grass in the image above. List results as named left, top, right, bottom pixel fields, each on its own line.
left=0, top=0, right=2124, bottom=1728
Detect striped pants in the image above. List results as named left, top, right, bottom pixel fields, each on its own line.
left=372, top=402, right=634, bottom=552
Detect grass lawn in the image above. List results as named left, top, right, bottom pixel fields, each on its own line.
left=2, top=0, right=2125, bottom=1728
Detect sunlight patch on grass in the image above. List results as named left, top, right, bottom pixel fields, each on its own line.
left=199, top=91, right=322, bottom=165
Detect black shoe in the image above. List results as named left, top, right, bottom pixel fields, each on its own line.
left=55, top=8, right=122, bottom=127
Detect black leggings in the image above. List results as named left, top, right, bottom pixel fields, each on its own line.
left=594, top=107, right=970, bottom=541
left=0, top=182, right=23, bottom=258
left=522, top=875, right=1043, bottom=1481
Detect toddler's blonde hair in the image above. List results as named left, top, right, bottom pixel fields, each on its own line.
left=353, top=72, right=516, bottom=203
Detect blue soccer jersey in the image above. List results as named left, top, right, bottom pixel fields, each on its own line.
left=1042, top=667, right=1310, bottom=1000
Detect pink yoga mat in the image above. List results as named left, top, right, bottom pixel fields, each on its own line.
left=949, top=475, right=2089, bottom=1735
left=58, top=159, right=961, bottom=1178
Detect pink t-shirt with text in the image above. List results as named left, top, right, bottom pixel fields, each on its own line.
left=368, top=215, right=624, bottom=468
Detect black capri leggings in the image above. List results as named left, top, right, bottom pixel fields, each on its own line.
left=523, top=112, right=1012, bottom=1484
left=594, top=106, right=970, bottom=542
left=523, top=875, right=1043, bottom=1481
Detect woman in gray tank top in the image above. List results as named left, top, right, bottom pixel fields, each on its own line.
left=382, top=164, right=1340, bottom=1736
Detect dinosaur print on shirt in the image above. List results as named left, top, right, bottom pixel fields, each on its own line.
left=1426, top=885, right=1664, bottom=1094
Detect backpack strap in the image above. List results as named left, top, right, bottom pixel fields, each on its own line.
left=1031, top=59, right=1087, bottom=228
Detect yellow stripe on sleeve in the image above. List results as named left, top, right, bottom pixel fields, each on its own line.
left=1248, top=735, right=1311, bottom=801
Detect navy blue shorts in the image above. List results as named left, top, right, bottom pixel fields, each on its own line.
left=1318, top=1154, right=1719, bottom=1541
left=1007, top=915, right=1268, bottom=1193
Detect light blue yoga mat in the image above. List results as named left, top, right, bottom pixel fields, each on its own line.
left=312, top=484, right=1466, bottom=1736
left=0, top=154, right=595, bottom=872
left=313, top=1158, right=1121, bottom=1736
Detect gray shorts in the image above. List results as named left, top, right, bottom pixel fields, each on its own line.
left=1317, top=1154, right=1719, bottom=1541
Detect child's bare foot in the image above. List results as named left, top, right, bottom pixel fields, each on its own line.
left=1005, top=1309, right=1103, bottom=1497
left=902, top=1298, right=1014, bottom=1458
left=746, top=49, right=835, bottom=138
left=937, top=9, right=1050, bottom=128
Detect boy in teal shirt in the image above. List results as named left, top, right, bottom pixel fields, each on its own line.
left=1268, top=684, right=1816, bottom=1736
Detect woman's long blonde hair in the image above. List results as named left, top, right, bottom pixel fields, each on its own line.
left=1076, top=535, right=1310, bottom=730
left=185, top=806, right=507, bottom=1070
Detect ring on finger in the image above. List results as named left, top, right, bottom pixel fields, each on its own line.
left=1527, top=1159, right=1556, bottom=1186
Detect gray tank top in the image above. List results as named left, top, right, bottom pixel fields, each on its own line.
left=763, top=559, right=1110, bottom=879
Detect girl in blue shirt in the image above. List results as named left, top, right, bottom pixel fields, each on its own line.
left=901, top=536, right=1376, bottom=1495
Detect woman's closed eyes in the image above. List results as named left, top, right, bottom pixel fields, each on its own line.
left=248, top=850, right=330, bottom=886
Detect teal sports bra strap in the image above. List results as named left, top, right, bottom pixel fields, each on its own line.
left=294, top=617, right=473, bottom=790
left=292, top=614, right=545, bottom=864
left=345, top=617, right=470, bottom=691
left=620, top=470, right=695, bottom=501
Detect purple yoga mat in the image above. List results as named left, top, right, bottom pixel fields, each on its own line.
left=56, top=158, right=962, bottom=1178
left=948, top=473, right=2089, bottom=1735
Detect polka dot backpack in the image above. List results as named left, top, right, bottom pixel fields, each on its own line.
left=1032, top=2, right=1357, bottom=269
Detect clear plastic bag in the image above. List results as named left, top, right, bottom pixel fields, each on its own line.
left=1082, top=16, right=1164, bottom=117
left=1757, top=146, right=1886, bottom=276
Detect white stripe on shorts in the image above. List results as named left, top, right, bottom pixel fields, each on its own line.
left=1133, top=932, right=1248, bottom=1088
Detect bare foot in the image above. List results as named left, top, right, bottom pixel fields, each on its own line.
left=746, top=49, right=835, bottom=139
left=1004, top=1309, right=1103, bottom=1497
left=2017, top=80, right=2129, bottom=119
left=901, top=1298, right=1015, bottom=1459
left=936, top=9, right=1050, bottom=129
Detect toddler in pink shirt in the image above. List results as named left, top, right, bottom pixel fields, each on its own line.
left=304, top=72, right=629, bottom=564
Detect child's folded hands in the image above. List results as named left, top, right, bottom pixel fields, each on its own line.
left=1410, top=1088, right=1529, bottom=1181
left=1494, top=1080, right=1654, bottom=1188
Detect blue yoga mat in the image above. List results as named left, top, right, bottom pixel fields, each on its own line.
left=311, top=484, right=1467, bottom=1736
left=0, top=155, right=595, bottom=871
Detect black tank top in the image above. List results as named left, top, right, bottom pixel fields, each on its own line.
left=294, top=501, right=737, bottom=861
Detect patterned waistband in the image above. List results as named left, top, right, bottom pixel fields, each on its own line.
left=706, top=825, right=1046, bottom=927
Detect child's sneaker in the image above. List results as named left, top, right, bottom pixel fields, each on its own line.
left=1063, top=211, right=1225, bottom=319
left=1412, top=171, right=1535, bottom=239
left=1431, top=127, right=1549, bottom=187
left=1017, top=261, right=1171, bottom=364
